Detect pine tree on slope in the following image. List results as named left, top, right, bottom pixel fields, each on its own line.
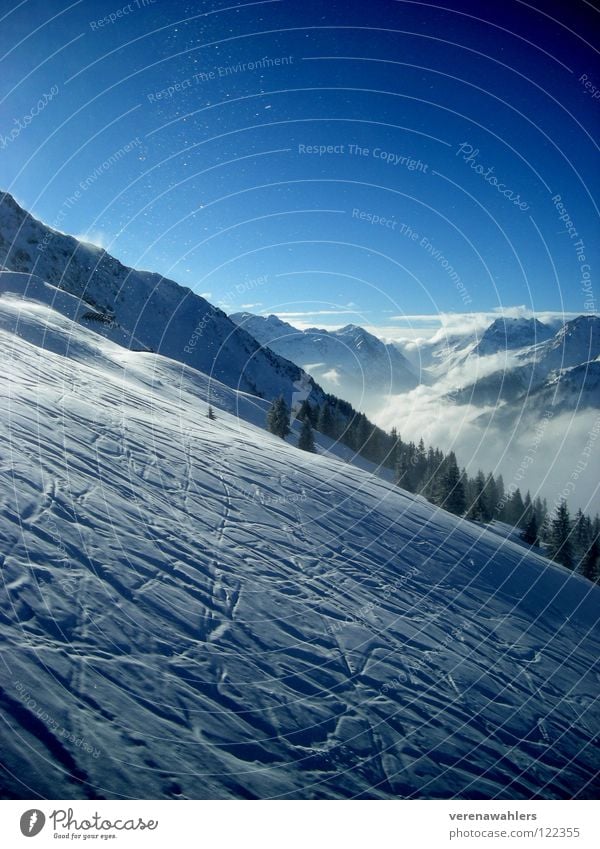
left=317, top=403, right=335, bottom=438
left=522, top=512, right=539, bottom=546
left=266, top=396, right=291, bottom=439
left=441, top=452, right=466, bottom=516
left=581, top=537, right=600, bottom=583
left=547, top=501, right=574, bottom=570
left=298, top=419, right=316, bottom=453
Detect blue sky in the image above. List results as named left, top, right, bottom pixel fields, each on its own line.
left=1, top=0, right=598, bottom=334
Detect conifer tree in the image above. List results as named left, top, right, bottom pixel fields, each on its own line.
left=317, top=403, right=335, bottom=438
left=573, top=509, right=590, bottom=565
left=467, top=470, right=489, bottom=521
left=266, top=396, right=291, bottom=439
left=441, top=452, right=466, bottom=516
left=495, top=474, right=505, bottom=515
left=395, top=451, right=417, bottom=492
left=522, top=511, right=539, bottom=546
left=581, top=537, right=600, bottom=583
left=355, top=414, right=372, bottom=455
left=386, top=428, right=402, bottom=470
left=506, top=488, right=525, bottom=526
left=547, top=501, right=574, bottom=570
left=420, top=447, right=438, bottom=501
left=297, top=400, right=314, bottom=424
left=486, top=474, right=500, bottom=517
left=523, top=491, right=533, bottom=525
left=533, top=496, right=546, bottom=529
left=298, top=418, right=316, bottom=453
left=207, top=405, right=216, bottom=420
left=414, top=439, right=427, bottom=488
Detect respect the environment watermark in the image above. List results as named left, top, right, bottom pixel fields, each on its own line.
left=38, top=137, right=142, bottom=254
left=147, top=56, right=294, bottom=102
left=351, top=206, right=472, bottom=306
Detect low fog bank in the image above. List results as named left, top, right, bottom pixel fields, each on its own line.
left=373, top=390, right=599, bottom=514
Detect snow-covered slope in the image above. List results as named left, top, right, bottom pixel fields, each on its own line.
left=231, top=312, right=417, bottom=411
left=0, top=271, right=148, bottom=352
left=1, top=287, right=599, bottom=800
left=538, top=358, right=600, bottom=412
left=0, top=192, right=323, bottom=406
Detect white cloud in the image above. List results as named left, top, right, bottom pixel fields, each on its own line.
left=355, top=307, right=600, bottom=347
left=384, top=307, right=591, bottom=342
left=321, top=368, right=341, bottom=385
left=74, top=230, right=109, bottom=250
left=273, top=309, right=366, bottom=319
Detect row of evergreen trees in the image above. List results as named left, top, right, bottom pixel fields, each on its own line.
left=266, top=396, right=316, bottom=452
left=265, top=395, right=600, bottom=583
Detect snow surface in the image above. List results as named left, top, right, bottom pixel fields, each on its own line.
left=1, top=282, right=599, bottom=800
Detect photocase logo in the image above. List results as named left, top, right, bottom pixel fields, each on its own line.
left=20, top=810, right=45, bottom=837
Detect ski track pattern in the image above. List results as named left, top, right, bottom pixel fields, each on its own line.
left=0, top=290, right=599, bottom=800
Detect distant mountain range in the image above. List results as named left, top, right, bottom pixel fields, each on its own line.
left=229, top=309, right=600, bottom=422
left=473, top=316, right=555, bottom=356
left=445, top=315, right=600, bottom=419
left=230, top=312, right=418, bottom=409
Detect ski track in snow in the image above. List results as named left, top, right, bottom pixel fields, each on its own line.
left=0, top=282, right=599, bottom=800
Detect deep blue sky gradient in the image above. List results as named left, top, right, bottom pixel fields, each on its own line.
left=1, top=0, right=598, bottom=328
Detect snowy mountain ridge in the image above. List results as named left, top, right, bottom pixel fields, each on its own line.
left=230, top=311, right=418, bottom=411
left=448, top=315, right=600, bottom=412
left=0, top=192, right=324, bottom=407
left=473, top=317, right=555, bottom=356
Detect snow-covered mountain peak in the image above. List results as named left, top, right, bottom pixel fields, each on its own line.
left=473, top=316, right=553, bottom=356
left=555, top=314, right=599, bottom=344
left=336, top=323, right=362, bottom=334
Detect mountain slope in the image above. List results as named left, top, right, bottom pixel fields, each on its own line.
left=231, top=312, right=417, bottom=410
left=473, top=317, right=554, bottom=356
left=0, top=192, right=322, bottom=406
left=449, top=316, right=600, bottom=412
left=1, top=287, right=598, bottom=800
left=475, top=358, right=600, bottom=427
left=522, top=315, right=600, bottom=374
